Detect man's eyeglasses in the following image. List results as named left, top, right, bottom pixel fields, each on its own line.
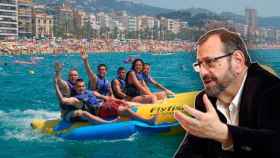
left=193, top=52, right=234, bottom=72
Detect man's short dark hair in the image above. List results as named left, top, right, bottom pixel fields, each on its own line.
left=76, top=78, right=84, bottom=83
left=196, top=28, right=251, bottom=66
left=98, top=64, right=107, bottom=70
left=144, top=63, right=150, bottom=67
left=117, top=67, right=126, bottom=73
left=69, top=68, right=78, bottom=73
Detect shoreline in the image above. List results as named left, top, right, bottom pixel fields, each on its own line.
left=0, top=51, right=189, bottom=56
left=2, top=50, right=280, bottom=57
left=0, top=39, right=193, bottom=56
left=1, top=49, right=280, bottom=56
left=0, top=38, right=280, bottom=56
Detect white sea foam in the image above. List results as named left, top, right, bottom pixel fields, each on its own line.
left=0, top=109, right=139, bottom=142
left=96, top=133, right=137, bottom=144
left=0, top=109, right=60, bottom=142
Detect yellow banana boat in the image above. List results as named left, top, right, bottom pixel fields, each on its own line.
left=31, top=91, right=198, bottom=140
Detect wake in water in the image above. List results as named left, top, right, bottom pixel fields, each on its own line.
left=0, top=109, right=60, bottom=142
left=0, top=109, right=139, bottom=143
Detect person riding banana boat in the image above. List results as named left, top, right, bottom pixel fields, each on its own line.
left=54, top=63, right=155, bottom=124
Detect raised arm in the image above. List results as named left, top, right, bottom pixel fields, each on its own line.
left=80, top=48, right=97, bottom=90
left=54, top=78, right=81, bottom=107
left=55, top=78, right=119, bottom=123
left=54, top=62, right=71, bottom=97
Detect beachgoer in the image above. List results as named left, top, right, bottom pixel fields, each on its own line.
left=55, top=62, right=79, bottom=97
left=56, top=78, right=155, bottom=124
left=143, top=63, right=175, bottom=98
left=125, top=59, right=157, bottom=103
left=80, top=49, right=113, bottom=100
left=111, top=67, right=127, bottom=99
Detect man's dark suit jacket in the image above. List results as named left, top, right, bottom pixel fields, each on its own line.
left=174, top=63, right=280, bottom=158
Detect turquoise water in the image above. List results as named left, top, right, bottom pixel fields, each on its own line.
left=0, top=50, right=279, bottom=158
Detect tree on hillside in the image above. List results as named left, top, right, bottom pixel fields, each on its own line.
left=81, top=21, right=93, bottom=39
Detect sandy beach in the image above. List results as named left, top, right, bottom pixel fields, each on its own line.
left=0, top=39, right=194, bottom=55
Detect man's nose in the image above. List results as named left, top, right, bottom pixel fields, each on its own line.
left=199, top=64, right=210, bottom=76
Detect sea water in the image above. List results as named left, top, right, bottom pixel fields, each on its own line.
left=0, top=50, right=279, bottom=158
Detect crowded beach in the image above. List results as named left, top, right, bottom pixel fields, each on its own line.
left=0, top=39, right=193, bottom=55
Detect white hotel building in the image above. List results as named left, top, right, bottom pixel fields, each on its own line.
left=0, top=0, right=18, bottom=39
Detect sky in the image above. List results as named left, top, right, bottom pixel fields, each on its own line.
left=124, top=0, right=280, bottom=17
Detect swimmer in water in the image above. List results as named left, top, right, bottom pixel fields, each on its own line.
left=14, top=60, right=36, bottom=65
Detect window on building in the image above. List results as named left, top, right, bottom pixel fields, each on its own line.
left=0, top=0, right=16, bottom=5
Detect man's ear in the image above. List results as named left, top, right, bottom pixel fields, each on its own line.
left=232, top=50, right=245, bottom=73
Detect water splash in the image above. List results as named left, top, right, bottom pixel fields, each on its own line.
left=0, top=109, right=60, bottom=142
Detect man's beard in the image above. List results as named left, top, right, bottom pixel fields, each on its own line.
left=204, top=65, right=236, bottom=97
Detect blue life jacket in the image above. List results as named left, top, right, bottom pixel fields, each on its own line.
left=75, top=90, right=102, bottom=114
left=75, top=90, right=101, bottom=107
left=142, top=73, right=153, bottom=85
left=136, top=71, right=144, bottom=81
left=111, top=77, right=126, bottom=99
left=59, top=80, right=77, bottom=111
left=124, top=70, right=143, bottom=97
left=88, top=75, right=110, bottom=96
left=118, top=77, right=126, bottom=90
left=66, top=80, right=77, bottom=96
